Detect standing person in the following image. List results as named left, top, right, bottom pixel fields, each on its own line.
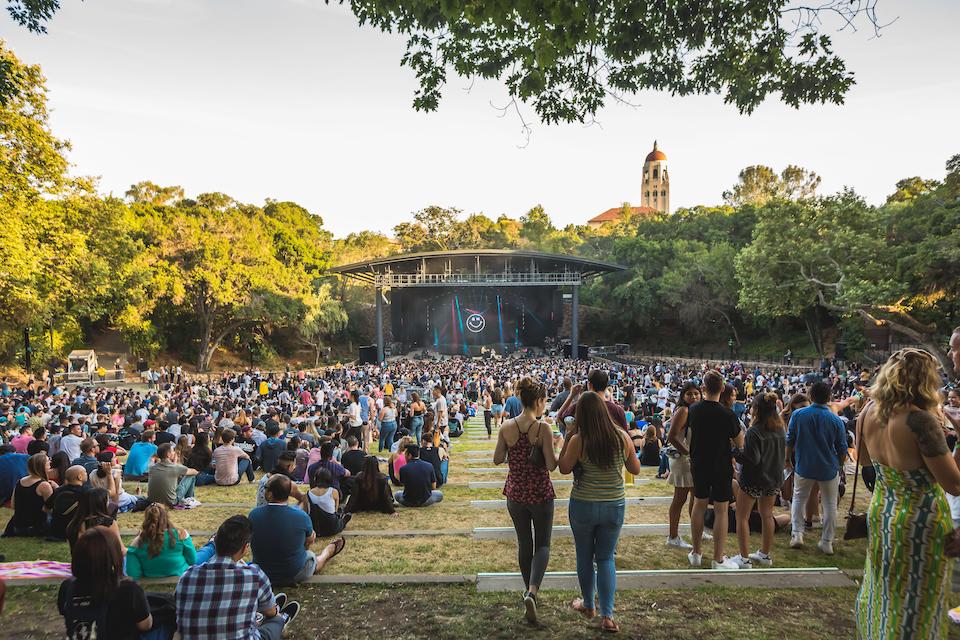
left=786, top=381, right=847, bottom=554
left=482, top=389, right=493, bottom=439
left=665, top=382, right=700, bottom=549
left=731, top=393, right=786, bottom=568
left=408, top=392, right=426, bottom=445
left=687, top=370, right=744, bottom=570
left=558, top=391, right=641, bottom=633
left=856, top=349, right=960, bottom=639
left=377, top=397, right=398, bottom=453
left=490, top=387, right=505, bottom=432
left=493, top=377, right=558, bottom=623
left=345, top=390, right=364, bottom=446
left=432, top=387, right=449, bottom=438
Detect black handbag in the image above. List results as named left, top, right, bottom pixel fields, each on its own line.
left=844, top=409, right=868, bottom=540
left=526, top=421, right=546, bottom=468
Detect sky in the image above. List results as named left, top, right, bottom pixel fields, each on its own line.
left=3, top=0, right=959, bottom=237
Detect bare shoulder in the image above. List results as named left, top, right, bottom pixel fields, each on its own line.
left=906, top=409, right=949, bottom=457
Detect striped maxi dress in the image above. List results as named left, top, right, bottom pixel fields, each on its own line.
left=855, top=462, right=953, bottom=639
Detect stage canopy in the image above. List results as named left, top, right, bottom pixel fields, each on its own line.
left=331, top=249, right=625, bottom=360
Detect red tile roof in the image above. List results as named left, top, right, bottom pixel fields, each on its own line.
left=589, top=206, right=658, bottom=224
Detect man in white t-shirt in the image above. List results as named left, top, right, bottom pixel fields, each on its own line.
left=657, top=386, right=670, bottom=410
left=432, top=387, right=448, bottom=431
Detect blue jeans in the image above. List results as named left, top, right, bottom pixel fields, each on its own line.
left=396, top=490, right=443, bottom=507
left=176, top=475, right=197, bottom=503
left=379, top=421, right=397, bottom=452
left=568, top=498, right=625, bottom=618
left=410, top=416, right=424, bottom=444
left=658, top=450, right=670, bottom=477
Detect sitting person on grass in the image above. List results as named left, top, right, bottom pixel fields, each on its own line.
left=346, top=454, right=398, bottom=516
left=59, top=527, right=152, bottom=640
left=396, top=444, right=443, bottom=507
left=46, top=465, right=88, bottom=541
left=305, top=467, right=352, bottom=536
left=257, top=451, right=307, bottom=508
left=147, top=443, right=200, bottom=509
left=305, top=442, right=350, bottom=496
left=176, top=515, right=301, bottom=640
left=3, top=452, right=56, bottom=537
left=123, top=430, right=157, bottom=480
left=197, top=428, right=253, bottom=486
left=88, top=452, right=140, bottom=513
left=249, top=475, right=346, bottom=586
left=126, top=503, right=197, bottom=579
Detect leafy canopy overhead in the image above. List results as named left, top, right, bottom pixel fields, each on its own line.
left=340, top=0, right=880, bottom=124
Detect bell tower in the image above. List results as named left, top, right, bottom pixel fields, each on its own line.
left=641, top=140, right=669, bottom=214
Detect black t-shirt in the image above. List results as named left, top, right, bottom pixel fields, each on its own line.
left=341, top=449, right=367, bottom=476
left=419, top=446, right=444, bottom=487
left=687, top=400, right=740, bottom=473
left=154, top=431, right=176, bottom=446
left=398, top=459, right=437, bottom=505
left=57, top=578, right=150, bottom=640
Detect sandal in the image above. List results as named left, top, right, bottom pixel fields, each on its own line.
left=601, top=617, right=620, bottom=633
left=329, top=536, right=347, bottom=558
left=570, top=598, right=596, bottom=619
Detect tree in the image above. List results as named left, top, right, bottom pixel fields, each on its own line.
left=736, top=191, right=957, bottom=373
left=886, top=177, right=941, bottom=203
left=723, top=165, right=821, bottom=206
left=660, top=241, right=742, bottom=345
left=393, top=206, right=462, bottom=252
left=339, top=1, right=877, bottom=125
left=519, top=205, right=555, bottom=248
left=151, top=202, right=316, bottom=371
left=125, top=181, right=185, bottom=206
left=298, top=285, right=349, bottom=367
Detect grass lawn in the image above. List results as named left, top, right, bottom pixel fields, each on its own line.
left=0, top=430, right=921, bottom=638
left=1, top=583, right=865, bottom=639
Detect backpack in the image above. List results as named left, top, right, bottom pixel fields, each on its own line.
left=60, top=579, right=110, bottom=640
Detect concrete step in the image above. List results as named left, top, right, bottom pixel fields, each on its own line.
left=473, top=523, right=688, bottom=539
left=469, top=496, right=672, bottom=509
left=475, top=567, right=856, bottom=591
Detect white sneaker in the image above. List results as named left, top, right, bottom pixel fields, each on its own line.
left=688, top=550, right=702, bottom=568
left=729, top=554, right=753, bottom=569
left=790, top=532, right=804, bottom=549
left=749, top=550, right=773, bottom=567
left=666, top=536, right=693, bottom=550
left=817, top=540, right=834, bottom=555
left=712, top=556, right=740, bottom=570
left=703, top=531, right=714, bottom=541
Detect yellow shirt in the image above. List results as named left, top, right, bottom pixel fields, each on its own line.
left=258, top=381, right=268, bottom=396
left=384, top=383, right=394, bottom=396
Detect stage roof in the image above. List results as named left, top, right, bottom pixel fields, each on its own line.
left=330, top=249, right=625, bottom=286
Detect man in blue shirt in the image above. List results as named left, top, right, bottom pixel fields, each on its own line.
left=396, top=444, right=443, bottom=507
left=504, top=387, right=523, bottom=420
left=124, top=430, right=157, bottom=480
left=786, top=381, right=848, bottom=555
left=248, top=475, right=345, bottom=585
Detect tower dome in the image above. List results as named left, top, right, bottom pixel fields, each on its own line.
left=645, top=140, right=667, bottom=162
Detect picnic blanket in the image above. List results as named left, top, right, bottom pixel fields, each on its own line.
left=0, top=561, right=72, bottom=581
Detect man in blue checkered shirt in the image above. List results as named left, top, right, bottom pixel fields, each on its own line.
left=175, top=515, right=301, bottom=639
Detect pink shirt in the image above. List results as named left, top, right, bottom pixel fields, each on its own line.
left=393, top=455, right=407, bottom=479
left=307, top=447, right=324, bottom=469
left=11, top=434, right=34, bottom=454
left=213, top=444, right=248, bottom=485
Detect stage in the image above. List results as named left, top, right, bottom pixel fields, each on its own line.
left=331, top=249, right=624, bottom=360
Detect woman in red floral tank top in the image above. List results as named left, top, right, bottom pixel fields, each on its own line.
left=494, top=376, right=559, bottom=624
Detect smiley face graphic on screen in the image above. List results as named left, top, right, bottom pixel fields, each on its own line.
left=466, top=313, right=486, bottom=333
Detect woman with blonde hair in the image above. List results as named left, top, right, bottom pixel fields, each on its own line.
left=855, top=349, right=960, bottom=639
left=126, top=503, right=197, bottom=579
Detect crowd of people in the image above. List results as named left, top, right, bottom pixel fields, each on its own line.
left=0, top=324, right=959, bottom=637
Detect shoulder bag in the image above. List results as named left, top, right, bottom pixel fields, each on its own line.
left=843, top=409, right=868, bottom=540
